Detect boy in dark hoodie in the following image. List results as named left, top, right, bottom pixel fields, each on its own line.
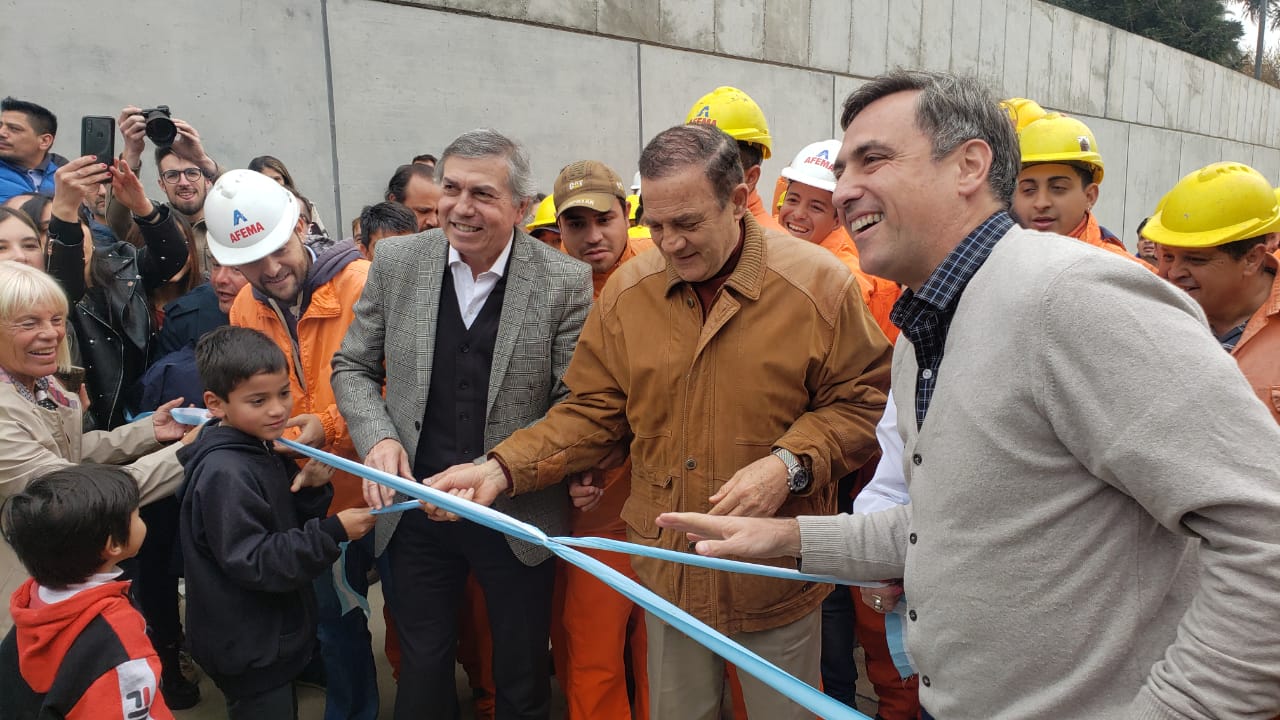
left=178, top=326, right=374, bottom=719
left=208, top=172, right=383, bottom=719
left=0, top=464, right=171, bottom=720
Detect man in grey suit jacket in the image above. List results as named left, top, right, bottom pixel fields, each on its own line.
left=331, top=129, right=592, bottom=720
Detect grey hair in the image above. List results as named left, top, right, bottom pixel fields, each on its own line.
left=0, top=261, right=72, bottom=371
left=437, top=128, right=537, bottom=204
left=638, top=124, right=744, bottom=208
left=840, top=71, right=1019, bottom=207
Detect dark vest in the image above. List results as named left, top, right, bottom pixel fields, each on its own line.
left=414, top=263, right=508, bottom=479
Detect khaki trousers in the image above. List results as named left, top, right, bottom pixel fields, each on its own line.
left=646, top=609, right=821, bottom=720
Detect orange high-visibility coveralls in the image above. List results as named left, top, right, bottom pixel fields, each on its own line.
left=816, top=226, right=901, bottom=343
left=1069, top=212, right=1156, bottom=272
left=550, top=238, right=653, bottom=719
left=748, top=189, right=788, bottom=235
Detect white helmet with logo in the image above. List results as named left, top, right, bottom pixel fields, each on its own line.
left=203, top=169, right=301, bottom=266
left=779, top=140, right=842, bottom=193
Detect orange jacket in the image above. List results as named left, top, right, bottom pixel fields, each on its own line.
left=1233, top=254, right=1280, bottom=425
left=748, top=189, right=787, bottom=235
left=1071, top=213, right=1156, bottom=272
left=817, top=227, right=900, bottom=342
left=229, top=256, right=371, bottom=514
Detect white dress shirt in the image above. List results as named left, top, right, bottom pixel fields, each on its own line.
left=852, top=388, right=911, bottom=514
left=447, top=233, right=514, bottom=328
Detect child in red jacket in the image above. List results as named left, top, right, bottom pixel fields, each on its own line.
left=0, top=464, right=171, bottom=720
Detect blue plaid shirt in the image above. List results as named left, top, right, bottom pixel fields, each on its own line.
left=890, top=211, right=1014, bottom=428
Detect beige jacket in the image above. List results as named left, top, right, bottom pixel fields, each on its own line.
left=0, top=381, right=184, bottom=632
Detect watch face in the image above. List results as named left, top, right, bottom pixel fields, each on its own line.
left=789, top=469, right=812, bottom=492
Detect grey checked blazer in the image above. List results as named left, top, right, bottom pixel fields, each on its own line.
left=331, top=228, right=593, bottom=563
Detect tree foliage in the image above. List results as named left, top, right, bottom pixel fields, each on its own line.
left=1045, top=0, right=1245, bottom=66
left=1231, top=0, right=1280, bottom=30
left=1237, top=44, right=1280, bottom=86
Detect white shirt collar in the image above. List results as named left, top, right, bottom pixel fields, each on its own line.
left=448, top=230, right=515, bottom=278
left=37, top=568, right=125, bottom=604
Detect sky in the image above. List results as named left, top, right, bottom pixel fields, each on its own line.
left=1228, top=4, right=1279, bottom=52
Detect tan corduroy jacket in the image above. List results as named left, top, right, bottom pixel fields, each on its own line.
left=493, top=214, right=891, bottom=634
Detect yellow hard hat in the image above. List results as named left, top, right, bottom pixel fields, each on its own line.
left=1143, top=162, right=1280, bottom=248
left=685, top=86, right=773, bottom=159
left=626, top=194, right=639, bottom=222
left=999, top=97, right=1048, bottom=134
left=526, top=195, right=557, bottom=232
left=1019, top=113, right=1104, bottom=185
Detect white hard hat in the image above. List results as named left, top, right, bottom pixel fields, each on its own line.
left=631, top=171, right=642, bottom=194
left=779, top=140, right=842, bottom=193
left=203, top=169, right=301, bottom=266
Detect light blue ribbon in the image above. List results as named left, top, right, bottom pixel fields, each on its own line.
left=555, top=535, right=878, bottom=587
left=278, top=439, right=871, bottom=720
left=883, top=603, right=916, bottom=680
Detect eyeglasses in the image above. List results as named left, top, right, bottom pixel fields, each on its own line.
left=160, top=168, right=206, bottom=185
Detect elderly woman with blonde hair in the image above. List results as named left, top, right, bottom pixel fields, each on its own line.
left=0, top=261, right=196, bottom=631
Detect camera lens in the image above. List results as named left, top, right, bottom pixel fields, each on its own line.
left=144, top=109, right=177, bottom=148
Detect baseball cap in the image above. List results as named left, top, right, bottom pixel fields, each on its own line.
left=553, top=160, right=626, bottom=216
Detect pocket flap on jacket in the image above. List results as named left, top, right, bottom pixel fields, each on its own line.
left=619, top=470, right=672, bottom=539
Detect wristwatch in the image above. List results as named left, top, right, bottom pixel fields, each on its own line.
left=772, top=447, right=812, bottom=494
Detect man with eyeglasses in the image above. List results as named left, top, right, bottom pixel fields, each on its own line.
left=106, top=106, right=222, bottom=279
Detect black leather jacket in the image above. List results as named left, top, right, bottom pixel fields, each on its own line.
left=64, top=205, right=188, bottom=430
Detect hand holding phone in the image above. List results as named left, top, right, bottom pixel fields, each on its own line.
left=80, top=116, right=116, bottom=168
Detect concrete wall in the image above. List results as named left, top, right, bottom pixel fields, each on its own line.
left=4, top=0, right=1279, bottom=248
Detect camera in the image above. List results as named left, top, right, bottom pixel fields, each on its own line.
left=140, top=106, right=176, bottom=148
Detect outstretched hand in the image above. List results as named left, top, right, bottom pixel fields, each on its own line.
left=654, top=512, right=803, bottom=559
left=151, top=398, right=197, bottom=444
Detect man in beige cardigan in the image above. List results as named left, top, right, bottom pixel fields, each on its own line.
left=659, top=71, right=1280, bottom=719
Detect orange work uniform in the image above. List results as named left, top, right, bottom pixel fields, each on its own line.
left=228, top=257, right=369, bottom=513
left=1232, top=254, right=1280, bottom=425
left=748, top=189, right=788, bottom=235
left=1069, top=213, right=1156, bottom=272
left=771, top=175, right=787, bottom=217
left=551, top=237, right=653, bottom=720
left=816, top=226, right=901, bottom=342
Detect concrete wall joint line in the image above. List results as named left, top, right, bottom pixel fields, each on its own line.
left=637, top=42, right=645, bottom=161
left=320, top=0, right=344, bottom=232
left=1102, top=25, right=1115, bottom=118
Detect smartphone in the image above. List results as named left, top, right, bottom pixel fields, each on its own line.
left=80, top=116, right=115, bottom=167
left=55, top=366, right=85, bottom=395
